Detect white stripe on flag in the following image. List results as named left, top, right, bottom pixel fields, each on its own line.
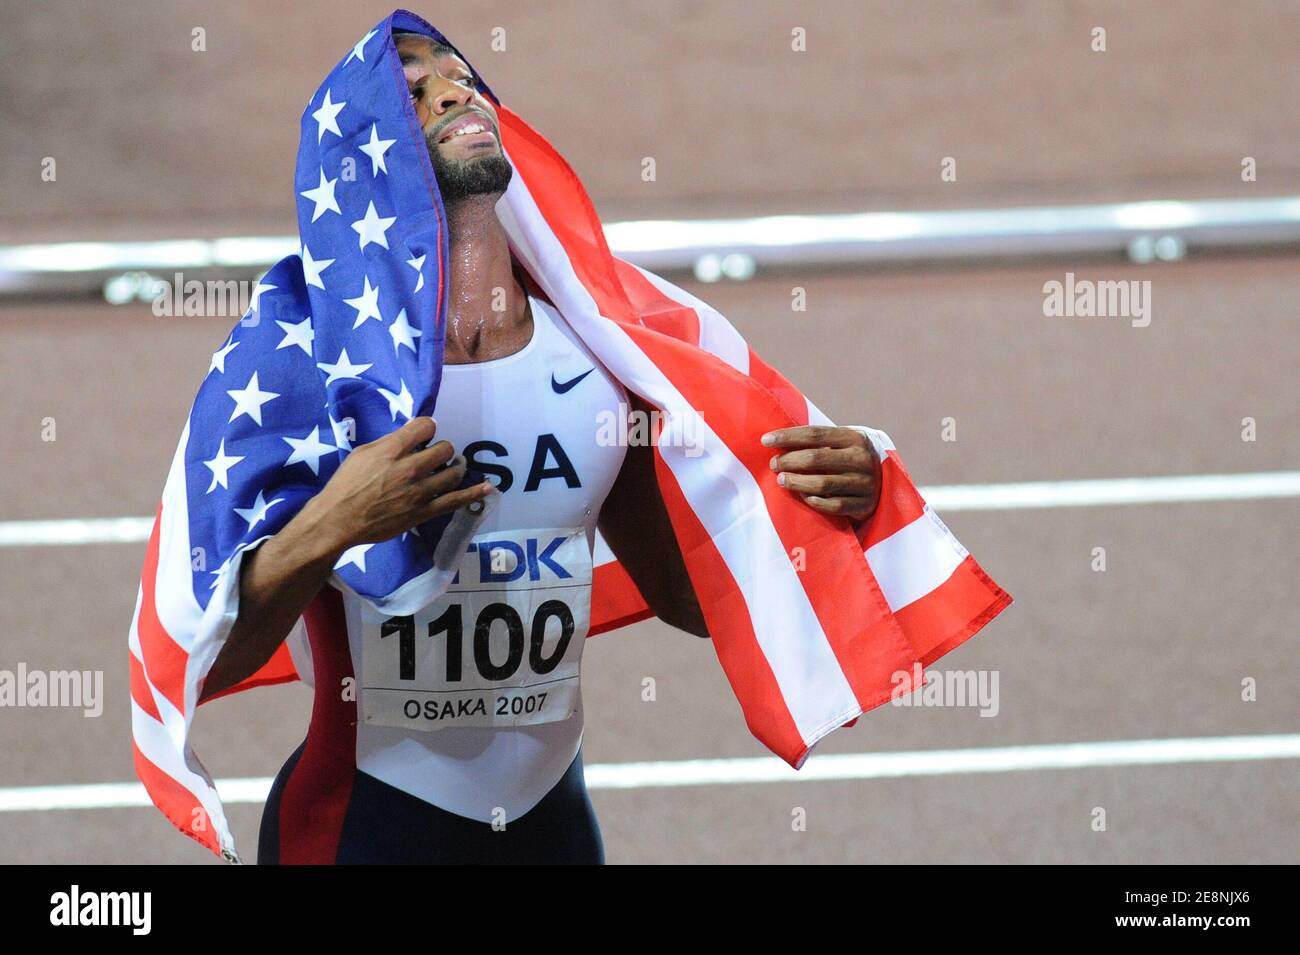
left=152, top=423, right=208, bottom=656
left=592, top=528, right=617, bottom=566
left=866, top=507, right=969, bottom=612
left=129, top=698, right=232, bottom=847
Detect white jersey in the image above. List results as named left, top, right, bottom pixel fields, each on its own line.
left=342, top=294, right=628, bottom=822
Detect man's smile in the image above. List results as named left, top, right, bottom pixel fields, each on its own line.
left=435, top=111, right=498, bottom=150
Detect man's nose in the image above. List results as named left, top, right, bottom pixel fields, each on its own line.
left=430, top=80, right=474, bottom=115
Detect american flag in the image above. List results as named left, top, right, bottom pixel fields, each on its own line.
left=129, top=9, right=1011, bottom=862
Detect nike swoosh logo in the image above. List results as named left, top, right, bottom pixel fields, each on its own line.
left=551, top=369, right=594, bottom=394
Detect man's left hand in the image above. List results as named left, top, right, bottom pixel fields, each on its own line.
left=761, top=425, right=881, bottom=520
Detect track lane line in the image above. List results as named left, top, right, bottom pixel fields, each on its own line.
left=3, top=733, right=1297, bottom=811
left=2, top=471, right=1297, bottom=548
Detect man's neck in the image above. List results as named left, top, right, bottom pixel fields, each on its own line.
left=442, top=194, right=531, bottom=364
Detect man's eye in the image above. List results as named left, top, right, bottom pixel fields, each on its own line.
left=457, top=76, right=475, bottom=87
left=411, top=86, right=424, bottom=101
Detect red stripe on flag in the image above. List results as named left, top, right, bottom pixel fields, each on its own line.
left=590, top=560, right=653, bottom=637
left=128, top=651, right=162, bottom=723
left=748, top=348, right=811, bottom=428
left=650, top=446, right=808, bottom=763
left=858, top=452, right=927, bottom=550
left=611, top=257, right=700, bottom=343
left=200, top=642, right=301, bottom=704
left=894, top=555, right=1012, bottom=665
left=135, top=503, right=190, bottom=715
left=132, top=741, right=220, bottom=856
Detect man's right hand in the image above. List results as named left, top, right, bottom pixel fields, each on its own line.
left=307, top=416, right=495, bottom=553
left=201, top=417, right=493, bottom=701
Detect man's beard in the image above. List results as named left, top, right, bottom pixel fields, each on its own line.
left=427, top=140, right=514, bottom=204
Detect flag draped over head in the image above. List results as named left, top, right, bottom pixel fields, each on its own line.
left=129, top=9, right=1011, bottom=862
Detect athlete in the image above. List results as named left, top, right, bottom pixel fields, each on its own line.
left=197, top=32, right=882, bottom=864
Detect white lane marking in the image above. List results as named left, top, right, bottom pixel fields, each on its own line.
left=0, top=516, right=155, bottom=547
left=3, top=734, right=1297, bottom=812
left=584, top=733, right=1300, bottom=789
left=2, top=471, right=1296, bottom=548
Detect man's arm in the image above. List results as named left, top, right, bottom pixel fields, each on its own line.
left=597, top=397, right=709, bottom=638
left=200, top=417, right=493, bottom=701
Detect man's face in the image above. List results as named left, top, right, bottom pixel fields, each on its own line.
left=398, top=35, right=512, bottom=204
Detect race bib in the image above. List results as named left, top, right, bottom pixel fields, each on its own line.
left=359, top=527, right=591, bottom=732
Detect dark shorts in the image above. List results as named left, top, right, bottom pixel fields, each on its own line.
left=258, top=743, right=604, bottom=865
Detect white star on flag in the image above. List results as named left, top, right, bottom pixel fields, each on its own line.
left=209, top=338, right=239, bottom=375
left=317, top=347, right=373, bottom=384
left=207, top=554, right=235, bottom=590
left=226, top=371, right=280, bottom=426
left=312, top=88, right=346, bottom=143
left=207, top=542, right=260, bottom=590
left=406, top=253, right=426, bottom=292
left=359, top=123, right=396, bottom=177
left=344, top=29, right=378, bottom=65
left=249, top=281, right=276, bottom=314
left=343, top=275, right=383, bottom=328
left=329, top=413, right=355, bottom=452
left=301, top=244, right=334, bottom=289
left=234, top=489, right=285, bottom=531
left=378, top=380, right=415, bottom=421
left=276, top=316, right=314, bottom=355
left=389, top=308, right=422, bottom=353
left=283, top=426, right=337, bottom=475
left=300, top=169, right=341, bottom=222
left=351, top=200, right=397, bottom=251
left=335, top=543, right=374, bottom=572
left=203, top=439, right=245, bottom=492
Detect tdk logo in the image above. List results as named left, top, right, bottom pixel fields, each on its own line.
left=454, top=537, right=573, bottom=585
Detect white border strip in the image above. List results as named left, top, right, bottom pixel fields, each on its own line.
left=3, top=471, right=1296, bottom=547
left=3, top=734, right=1297, bottom=812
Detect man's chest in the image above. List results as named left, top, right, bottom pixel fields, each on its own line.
left=434, top=301, right=628, bottom=532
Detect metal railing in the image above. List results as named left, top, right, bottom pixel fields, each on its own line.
left=1, top=195, right=1297, bottom=300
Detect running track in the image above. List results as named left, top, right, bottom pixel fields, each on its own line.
left=0, top=257, right=1295, bottom=863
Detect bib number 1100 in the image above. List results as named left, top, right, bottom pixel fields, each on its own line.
left=380, top=600, right=575, bottom=684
